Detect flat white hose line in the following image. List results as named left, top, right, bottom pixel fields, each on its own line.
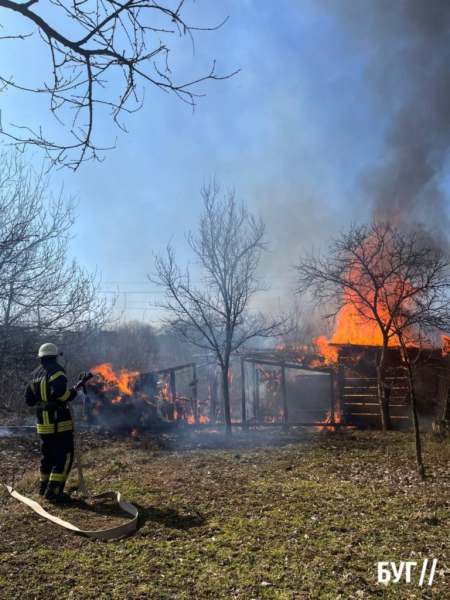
left=5, top=486, right=138, bottom=540
left=5, top=403, right=139, bottom=540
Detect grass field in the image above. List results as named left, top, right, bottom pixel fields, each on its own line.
left=1, top=429, right=450, bottom=599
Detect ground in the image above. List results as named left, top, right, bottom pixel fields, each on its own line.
left=1, top=429, right=450, bottom=600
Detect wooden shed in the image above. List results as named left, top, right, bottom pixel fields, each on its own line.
left=332, top=344, right=443, bottom=429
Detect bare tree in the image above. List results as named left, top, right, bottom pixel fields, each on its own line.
left=0, top=1, right=237, bottom=169
left=103, top=320, right=159, bottom=372
left=0, top=150, right=112, bottom=415
left=151, top=181, right=285, bottom=435
left=386, top=246, right=450, bottom=479
left=295, top=222, right=450, bottom=436
left=279, top=297, right=319, bottom=350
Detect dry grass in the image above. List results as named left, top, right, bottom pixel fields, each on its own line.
left=1, top=429, right=450, bottom=599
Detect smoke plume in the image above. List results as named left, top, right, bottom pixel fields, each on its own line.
left=333, top=0, right=450, bottom=244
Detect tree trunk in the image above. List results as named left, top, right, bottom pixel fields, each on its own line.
left=377, top=340, right=392, bottom=432
left=410, top=382, right=425, bottom=480
left=402, top=352, right=425, bottom=479
left=221, top=363, right=232, bottom=437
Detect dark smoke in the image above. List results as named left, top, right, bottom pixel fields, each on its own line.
left=328, top=0, right=450, bottom=245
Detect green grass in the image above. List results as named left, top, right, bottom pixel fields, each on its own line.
left=1, top=429, right=450, bottom=599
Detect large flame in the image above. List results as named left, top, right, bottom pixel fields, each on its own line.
left=312, top=263, right=424, bottom=364
left=91, top=363, right=139, bottom=399
left=311, top=297, right=383, bottom=365
left=89, top=363, right=213, bottom=427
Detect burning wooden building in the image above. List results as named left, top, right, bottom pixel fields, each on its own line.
left=240, top=337, right=447, bottom=431
left=85, top=362, right=205, bottom=431
left=327, top=343, right=443, bottom=429
left=239, top=354, right=335, bottom=429
left=82, top=336, right=448, bottom=433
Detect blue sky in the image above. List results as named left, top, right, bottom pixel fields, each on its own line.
left=1, top=0, right=444, bottom=323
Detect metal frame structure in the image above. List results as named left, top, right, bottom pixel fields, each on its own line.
left=239, top=357, right=336, bottom=429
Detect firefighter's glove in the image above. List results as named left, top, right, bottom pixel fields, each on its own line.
left=75, top=371, right=93, bottom=393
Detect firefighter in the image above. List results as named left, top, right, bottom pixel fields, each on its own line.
left=24, top=343, right=80, bottom=503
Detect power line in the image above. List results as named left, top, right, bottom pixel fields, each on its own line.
left=101, top=277, right=295, bottom=284
left=112, top=307, right=164, bottom=311
left=112, top=306, right=274, bottom=312
left=101, top=288, right=288, bottom=294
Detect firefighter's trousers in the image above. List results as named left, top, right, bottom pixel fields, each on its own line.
left=39, top=431, right=74, bottom=495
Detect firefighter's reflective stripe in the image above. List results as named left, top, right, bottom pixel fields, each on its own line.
left=40, top=378, right=47, bottom=402
left=40, top=473, right=50, bottom=482
left=37, top=424, right=55, bottom=434
left=57, top=420, right=73, bottom=432
left=37, top=420, right=73, bottom=434
left=49, top=371, right=66, bottom=383
left=49, top=453, right=72, bottom=494
left=57, top=389, right=70, bottom=401
left=62, top=453, right=71, bottom=478
left=42, top=410, right=50, bottom=426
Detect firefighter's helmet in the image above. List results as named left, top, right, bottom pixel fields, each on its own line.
left=38, top=343, right=59, bottom=357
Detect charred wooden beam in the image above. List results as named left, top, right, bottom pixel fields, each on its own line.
left=281, top=365, right=288, bottom=425
left=330, top=370, right=336, bottom=425
left=231, top=422, right=338, bottom=428
left=337, top=364, right=346, bottom=425
left=146, top=362, right=196, bottom=377
left=191, top=363, right=198, bottom=423
left=178, top=422, right=339, bottom=428
left=254, top=368, right=260, bottom=421
left=169, top=370, right=176, bottom=401
left=243, top=357, right=331, bottom=373
left=241, top=358, right=248, bottom=429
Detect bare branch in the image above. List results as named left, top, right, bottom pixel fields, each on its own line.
left=0, top=0, right=238, bottom=169
left=151, top=181, right=287, bottom=434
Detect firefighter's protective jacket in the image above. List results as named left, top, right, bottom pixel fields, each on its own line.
left=25, top=363, right=77, bottom=435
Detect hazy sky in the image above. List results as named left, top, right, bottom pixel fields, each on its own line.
left=1, top=0, right=448, bottom=324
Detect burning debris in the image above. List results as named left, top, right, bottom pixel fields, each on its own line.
left=256, top=367, right=283, bottom=422
left=91, top=363, right=139, bottom=404
left=85, top=362, right=207, bottom=431
left=79, top=313, right=443, bottom=434
left=80, top=354, right=341, bottom=434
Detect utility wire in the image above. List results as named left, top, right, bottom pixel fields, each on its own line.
left=101, top=277, right=295, bottom=284
left=101, top=288, right=287, bottom=294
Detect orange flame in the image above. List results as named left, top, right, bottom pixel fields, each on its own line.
left=275, top=343, right=308, bottom=362
left=158, top=379, right=172, bottom=402
left=442, top=334, right=450, bottom=356
left=312, top=336, right=339, bottom=365
left=91, top=363, right=139, bottom=399
left=315, top=405, right=342, bottom=431
left=89, top=363, right=212, bottom=427
left=228, top=370, right=233, bottom=387
left=312, top=264, right=423, bottom=364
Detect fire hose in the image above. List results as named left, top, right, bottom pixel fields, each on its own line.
left=5, top=373, right=139, bottom=540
